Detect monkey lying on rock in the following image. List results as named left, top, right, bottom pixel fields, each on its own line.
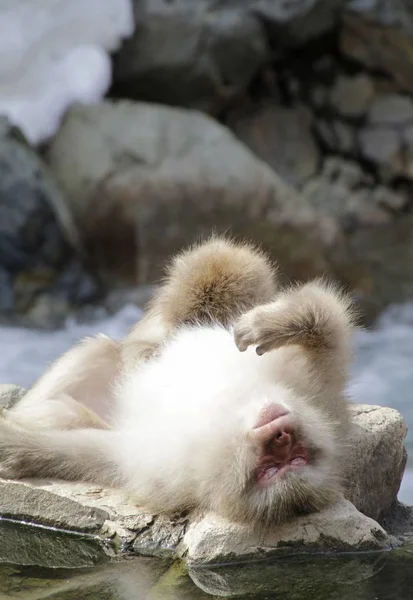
left=0, top=237, right=356, bottom=525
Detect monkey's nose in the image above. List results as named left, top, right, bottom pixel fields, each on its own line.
left=273, top=430, right=291, bottom=446
left=248, top=413, right=294, bottom=445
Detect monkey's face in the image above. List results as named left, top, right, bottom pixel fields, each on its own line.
left=202, top=389, right=343, bottom=525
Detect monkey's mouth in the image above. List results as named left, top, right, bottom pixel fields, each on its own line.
left=251, top=404, right=310, bottom=486
left=256, top=444, right=310, bottom=486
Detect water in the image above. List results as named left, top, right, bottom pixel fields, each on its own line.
left=0, top=301, right=413, bottom=503
left=2, top=546, right=413, bottom=599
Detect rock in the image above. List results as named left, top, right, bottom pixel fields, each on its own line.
left=133, top=514, right=188, bottom=558
left=113, top=2, right=268, bottom=109
left=0, top=480, right=108, bottom=533
left=247, top=0, right=345, bottom=47
left=345, top=405, right=408, bottom=522
left=358, top=126, right=402, bottom=175
left=46, top=100, right=331, bottom=286
left=229, top=103, right=319, bottom=186
left=333, top=120, right=356, bottom=153
left=0, top=519, right=109, bottom=569
left=369, top=94, right=413, bottom=125
left=181, top=498, right=390, bottom=565
left=0, top=385, right=25, bottom=410
left=329, top=73, right=374, bottom=117
left=0, top=119, right=99, bottom=327
left=311, top=85, right=329, bottom=108
left=314, top=119, right=336, bottom=148
left=113, top=1, right=344, bottom=108
left=302, top=157, right=413, bottom=319
left=341, top=1, right=413, bottom=96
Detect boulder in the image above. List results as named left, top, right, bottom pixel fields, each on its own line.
left=301, top=157, right=413, bottom=319
left=229, top=103, right=319, bottom=187
left=345, top=405, right=407, bottom=522
left=182, top=498, right=390, bottom=565
left=0, top=401, right=406, bottom=566
left=341, top=1, right=413, bottom=96
left=113, top=0, right=344, bottom=108
left=0, top=119, right=99, bottom=327
left=46, top=100, right=331, bottom=286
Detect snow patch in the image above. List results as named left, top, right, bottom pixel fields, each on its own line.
left=0, top=0, right=134, bottom=143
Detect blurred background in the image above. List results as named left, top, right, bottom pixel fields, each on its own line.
left=1, top=0, right=413, bottom=500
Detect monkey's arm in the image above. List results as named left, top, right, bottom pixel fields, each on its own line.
left=0, top=420, right=123, bottom=486
left=234, top=280, right=356, bottom=401
left=7, top=335, right=121, bottom=431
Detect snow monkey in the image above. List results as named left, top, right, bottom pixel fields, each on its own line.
left=0, top=237, right=355, bottom=525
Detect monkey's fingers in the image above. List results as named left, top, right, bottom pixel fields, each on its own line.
left=233, top=311, right=259, bottom=352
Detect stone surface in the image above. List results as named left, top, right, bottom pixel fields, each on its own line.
left=0, top=480, right=108, bottom=533
left=302, top=157, right=413, bottom=318
left=181, top=498, right=390, bottom=565
left=113, top=0, right=344, bottom=108
left=333, top=120, right=356, bottom=153
left=329, top=73, right=374, bottom=117
left=341, top=1, right=413, bottom=96
left=359, top=126, right=402, bottom=174
left=113, top=1, right=269, bottom=109
left=0, top=385, right=25, bottom=410
left=0, top=402, right=405, bottom=565
left=230, top=103, right=319, bottom=186
left=369, top=94, right=413, bottom=125
left=248, top=0, right=345, bottom=47
left=345, top=405, right=408, bottom=522
left=0, top=118, right=99, bottom=327
left=46, top=100, right=331, bottom=286
left=0, top=519, right=109, bottom=569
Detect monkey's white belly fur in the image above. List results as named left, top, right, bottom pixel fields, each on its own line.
left=111, top=325, right=294, bottom=508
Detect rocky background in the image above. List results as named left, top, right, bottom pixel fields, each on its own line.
left=3, top=0, right=413, bottom=327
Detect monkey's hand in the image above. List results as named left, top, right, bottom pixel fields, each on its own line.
left=234, top=281, right=354, bottom=356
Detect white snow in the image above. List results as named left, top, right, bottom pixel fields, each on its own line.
left=0, top=0, right=134, bottom=143
left=0, top=300, right=412, bottom=503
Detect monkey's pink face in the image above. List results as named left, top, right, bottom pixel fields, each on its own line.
left=206, top=397, right=340, bottom=525
left=251, top=403, right=311, bottom=486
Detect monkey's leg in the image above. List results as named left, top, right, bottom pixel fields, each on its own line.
left=0, top=420, right=124, bottom=486
left=7, top=335, right=121, bottom=430
left=122, top=310, right=165, bottom=369
left=234, top=280, right=356, bottom=397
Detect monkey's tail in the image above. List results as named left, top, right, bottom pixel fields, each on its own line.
left=151, top=235, right=278, bottom=327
